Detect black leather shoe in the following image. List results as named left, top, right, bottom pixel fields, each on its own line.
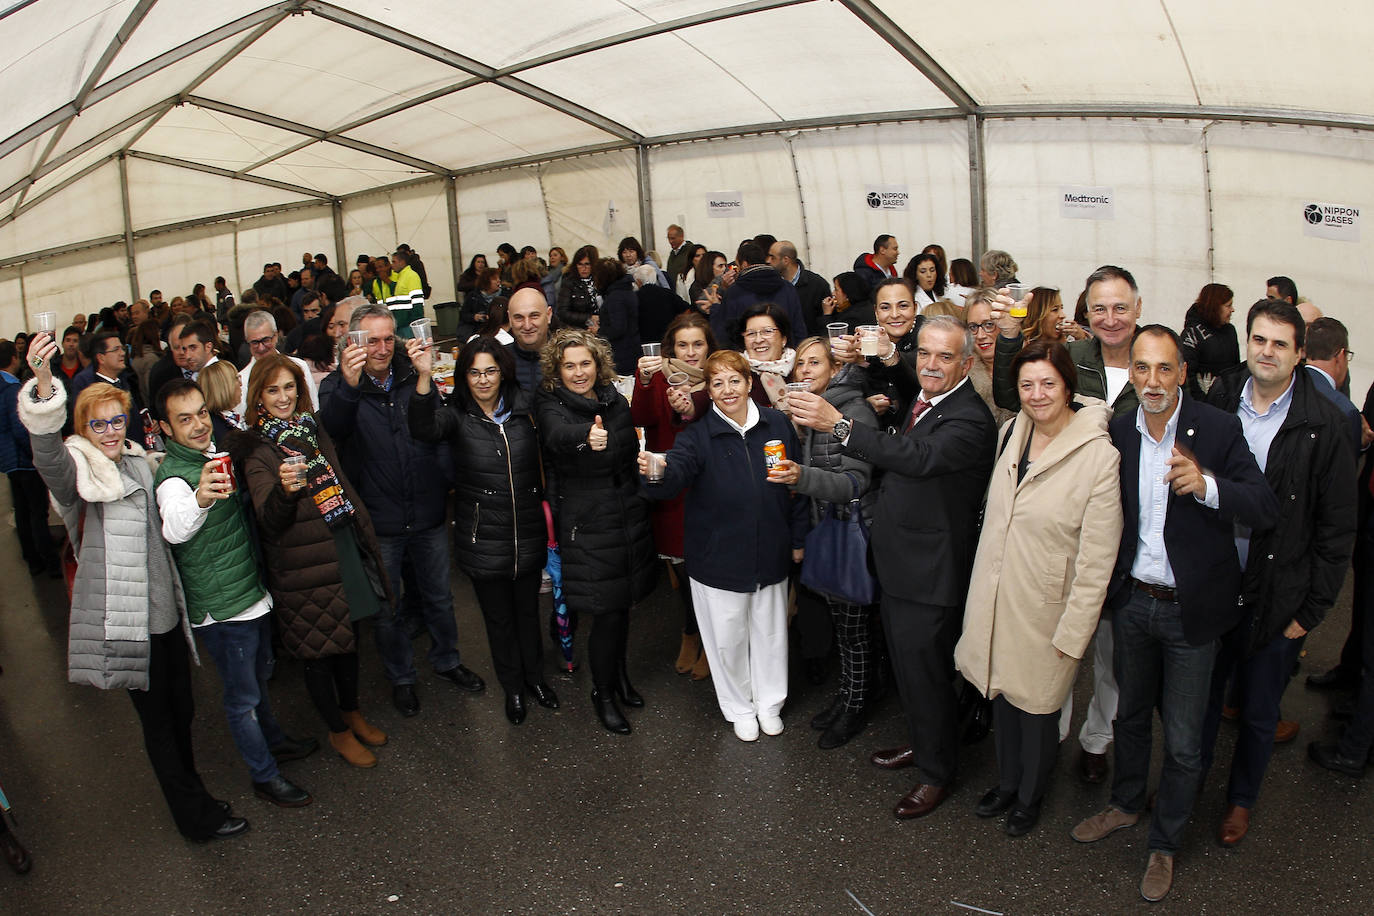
left=215, top=799, right=232, bottom=818
left=529, top=682, right=560, bottom=709
left=1, top=828, right=32, bottom=874
left=269, top=735, right=319, bottom=763
left=1005, top=804, right=1040, bottom=837
left=1307, top=665, right=1358, bottom=691
left=614, top=671, right=644, bottom=708
left=505, top=692, right=527, bottom=725
left=818, top=709, right=865, bottom=750
left=393, top=684, right=420, bottom=717
left=592, top=688, right=631, bottom=735
left=211, top=817, right=250, bottom=841
left=253, top=775, right=313, bottom=807
left=1308, top=740, right=1366, bottom=777
left=975, top=788, right=1017, bottom=819
left=810, top=694, right=846, bottom=731
left=870, top=745, right=914, bottom=769
left=436, top=664, right=485, bottom=693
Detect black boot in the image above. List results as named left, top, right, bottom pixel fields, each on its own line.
left=818, top=707, right=866, bottom=750
left=615, top=663, right=644, bottom=708
left=810, top=694, right=847, bottom=731
left=592, top=688, right=631, bottom=735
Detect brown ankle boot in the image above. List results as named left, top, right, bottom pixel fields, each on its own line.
left=674, top=633, right=701, bottom=675
left=342, top=710, right=388, bottom=747
left=690, top=648, right=711, bottom=681
left=329, top=729, right=377, bottom=768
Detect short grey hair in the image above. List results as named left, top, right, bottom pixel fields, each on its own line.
left=631, top=263, right=658, bottom=288
left=979, top=249, right=1018, bottom=286
left=919, top=313, right=975, bottom=361
left=244, top=309, right=276, bottom=334
left=348, top=302, right=395, bottom=332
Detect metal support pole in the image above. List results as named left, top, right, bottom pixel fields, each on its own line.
left=1201, top=122, right=1216, bottom=279
left=784, top=135, right=812, bottom=264
left=967, top=114, right=988, bottom=261
left=636, top=144, right=654, bottom=248
left=332, top=199, right=346, bottom=275
left=446, top=177, right=463, bottom=298
left=118, top=153, right=140, bottom=302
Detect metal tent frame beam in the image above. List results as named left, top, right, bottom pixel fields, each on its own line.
left=839, top=0, right=977, bottom=113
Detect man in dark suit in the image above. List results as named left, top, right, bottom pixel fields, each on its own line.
left=792, top=314, right=995, bottom=819
left=1070, top=326, right=1276, bottom=903
left=768, top=240, right=831, bottom=338
left=1302, top=317, right=1364, bottom=453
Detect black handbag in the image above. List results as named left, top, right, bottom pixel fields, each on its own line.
left=800, top=476, right=876, bottom=606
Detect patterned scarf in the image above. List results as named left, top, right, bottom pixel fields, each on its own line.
left=664, top=357, right=706, bottom=393
left=747, top=348, right=796, bottom=409
left=255, top=412, right=356, bottom=528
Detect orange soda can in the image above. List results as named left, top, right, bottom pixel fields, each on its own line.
left=763, top=439, right=786, bottom=473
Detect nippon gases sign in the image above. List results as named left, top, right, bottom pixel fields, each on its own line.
left=864, top=185, right=909, bottom=211
left=1302, top=201, right=1361, bottom=242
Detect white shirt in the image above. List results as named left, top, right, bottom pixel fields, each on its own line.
left=911, top=375, right=969, bottom=429
left=1104, top=366, right=1130, bottom=405
left=714, top=398, right=761, bottom=436
left=155, top=476, right=271, bottom=628
left=914, top=288, right=938, bottom=310
left=1129, top=393, right=1218, bottom=588
left=235, top=354, right=321, bottom=417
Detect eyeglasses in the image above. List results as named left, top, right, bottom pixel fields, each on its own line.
left=967, top=321, right=998, bottom=334
left=743, top=328, right=778, bottom=340
left=248, top=334, right=276, bottom=348
left=87, top=414, right=128, bottom=434
left=466, top=367, right=501, bottom=380
left=1346, top=349, right=1356, bottom=361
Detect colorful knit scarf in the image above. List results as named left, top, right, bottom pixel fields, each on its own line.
left=256, top=412, right=356, bottom=529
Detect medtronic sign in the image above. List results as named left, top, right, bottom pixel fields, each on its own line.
left=1302, top=201, right=1360, bottom=241
left=1059, top=185, right=1114, bottom=220
left=705, top=191, right=745, bottom=218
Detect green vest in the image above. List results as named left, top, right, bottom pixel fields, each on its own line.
left=155, top=439, right=265, bottom=624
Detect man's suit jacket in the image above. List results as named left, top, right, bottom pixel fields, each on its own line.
left=1305, top=364, right=1361, bottom=453
left=664, top=242, right=694, bottom=285
left=1104, top=395, right=1278, bottom=645
left=841, top=378, right=995, bottom=608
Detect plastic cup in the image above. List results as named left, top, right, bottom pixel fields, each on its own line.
left=410, top=317, right=433, bottom=346
left=284, top=455, right=308, bottom=486
left=666, top=371, right=690, bottom=389
left=34, top=311, right=57, bottom=334
left=348, top=330, right=368, bottom=349
left=642, top=342, right=661, bottom=357
left=644, top=452, right=665, bottom=482
left=1006, top=284, right=1031, bottom=318
left=784, top=381, right=811, bottom=414
left=826, top=322, right=849, bottom=340
left=857, top=325, right=882, bottom=357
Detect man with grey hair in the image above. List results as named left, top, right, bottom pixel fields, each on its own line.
left=767, top=240, right=830, bottom=337
left=235, top=309, right=319, bottom=416
left=663, top=224, right=693, bottom=283
left=318, top=303, right=483, bottom=717
left=790, top=314, right=995, bottom=820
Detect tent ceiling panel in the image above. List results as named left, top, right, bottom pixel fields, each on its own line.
left=133, top=104, right=312, bottom=170
left=887, top=2, right=1198, bottom=108
left=0, top=0, right=136, bottom=150
left=250, top=143, right=422, bottom=196
left=0, top=158, right=123, bottom=256
left=126, top=156, right=314, bottom=229
left=342, top=0, right=743, bottom=71
left=193, top=15, right=465, bottom=133
left=1168, top=3, right=1374, bottom=117
left=341, top=83, right=618, bottom=173
left=102, top=0, right=283, bottom=80
left=0, top=132, right=53, bottom=200
left=23, top=129, right=133, bottom=202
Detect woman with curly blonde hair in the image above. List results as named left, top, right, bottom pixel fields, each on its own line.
left=536, top=330, right=658, bottom=735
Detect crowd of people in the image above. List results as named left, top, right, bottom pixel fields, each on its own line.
left=0, top=228, right=1371, bottom=905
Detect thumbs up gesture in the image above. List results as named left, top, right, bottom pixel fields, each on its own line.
left=587, top=414, right=608, bottom=451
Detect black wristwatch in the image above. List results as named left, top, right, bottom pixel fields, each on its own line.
left=832, top=417, right=852, bottom=442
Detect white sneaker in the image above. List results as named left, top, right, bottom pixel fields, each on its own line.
left=758, top=714, right=784, bottom=736
left=733, top=717, right=759, bottom=742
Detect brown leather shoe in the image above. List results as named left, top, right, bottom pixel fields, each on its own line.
left=1140, top=852, right=1174, bottom=902
left=1078, top=749, right=1108, bottom=784
left=342, top=710, right=388, bottom=748
left=894, top=782, right=949, bottom=819
left=674, top=633, right=700, bottom=675
left=870, top=745, right=915, bottom=769
left=329, top=729, right=377, bottom=768
left=1219, top=803, right=1250, bottom=847
left=1273, top=719, right=1300, bottom=744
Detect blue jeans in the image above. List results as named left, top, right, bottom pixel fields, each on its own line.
left=1110, top=590, right=1217, bottom=855
left=374, top=526, right=460, bottom=685
left=197, top=614, right=285, bottom=784
left=1200, top=615, right=1306, bottom=808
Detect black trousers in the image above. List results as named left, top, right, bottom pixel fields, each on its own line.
left=126, top=629, right=225, bottom=841
left=471, top=571, right=544, bottom=694
left=993, top=695, right=1060, bottom=809
left=794, top=583, right=834, bottom=661
left=880, top=594, right=961, bottom=787
left=7, top=470, right=56, bottom=572
left=301, top=652, right=360, bottom=733
left=589, top=610, right=629, bottom=688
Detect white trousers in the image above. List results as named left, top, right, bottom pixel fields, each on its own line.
left=689, top=578, right=789, bottom=723
left=1059, top=617, right=1118, bottom=753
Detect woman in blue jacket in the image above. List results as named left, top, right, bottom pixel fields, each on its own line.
left=640, top=349, right=808, bottom=742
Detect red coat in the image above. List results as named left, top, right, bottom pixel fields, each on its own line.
left=630, top=373, right=705, bottom=558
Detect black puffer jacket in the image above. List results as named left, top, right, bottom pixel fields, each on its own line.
left=556, top=276, right=599, bottom=329
left=794, top=370, right=879, bottom=527
left=1207, top=364, right=1357, bottom=652
left=408, top=386, right=545, bottom=581
left=536, top=383, right=658, bottom=614
left=316, top=349, right=451, bottom=537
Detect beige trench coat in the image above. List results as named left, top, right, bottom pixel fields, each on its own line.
left=954, top=399, right=1123, bottom=714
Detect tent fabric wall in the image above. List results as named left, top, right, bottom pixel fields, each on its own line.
left=342, top=180, right=456, bottom=303
left=455, top=170, right=552, bottom=271
left=133, top=223, right=239, bottom=305
left=10, top=246, right=132, bottom=330
left=0, top=160, right=124, bottom=256
left=540, top=150, right=642, bottom=260
left=232, top=208, right=337, bottom=299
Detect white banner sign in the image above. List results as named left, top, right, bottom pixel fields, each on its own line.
left=1059, top=186, right=1115, bottom=220
left=486, top=210, right=509, bottom=232
left=705, top=190, right=745, bottom=219
left=1302, top=201, right=1361, bottom=242
left=864, top=185, right=909, bottom=211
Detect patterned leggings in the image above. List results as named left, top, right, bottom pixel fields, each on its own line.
left=830, top=600, right=873, bottom=711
